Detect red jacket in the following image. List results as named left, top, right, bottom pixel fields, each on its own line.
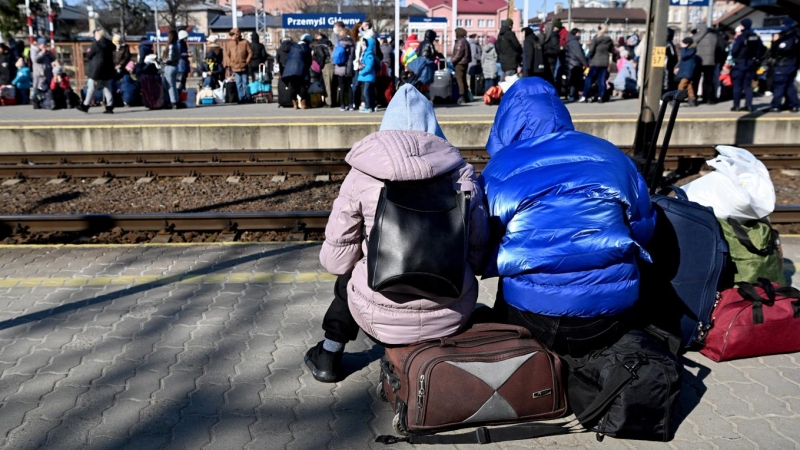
left=559, top=28, right=569, bottom=47
left=50, top=74, right=71, bottom=91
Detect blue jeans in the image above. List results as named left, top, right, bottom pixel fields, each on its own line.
left=234, top=71, right=249, bottom=101
left=361, top=81, right=373, bottom=110
left=583, top=66, right=608, bottom=100
left=163, top=65, right=178, bottom=105
left=484, top=77, right=497, bottom=92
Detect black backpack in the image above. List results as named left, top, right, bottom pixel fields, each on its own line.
left=743, top=32, right=766, bottom=62
left=367, top=173, right=470, bottom=298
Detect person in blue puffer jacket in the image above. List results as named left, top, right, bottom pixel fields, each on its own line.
left=480, top=77, right=656, bottom=357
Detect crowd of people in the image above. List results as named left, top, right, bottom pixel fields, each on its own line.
left=1, top=15, right=797, bottom=112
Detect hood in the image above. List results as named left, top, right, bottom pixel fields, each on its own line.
left=364, top=36, right=376, bottom=54
left=486, top=77, right=574, bottom=156
left=279, top=40, right=293, bottom=53
left=498, top=25, right=512, bottom=36
left=741, top=18, right=752, bottom=30
left=251, top=33, right=260, bottom=44
left=346, top=131, right=462, bottom=181
left=379, top=84, right=446, bottom=139
left=567, top=32, right=579, bottom=43
left=483, top=43, right=496, bottom=52
left=667, top=28, right=675, bottom=42
left=697, top=23, right=708, bottom=35
left=424, top=30, right=437, bottom=42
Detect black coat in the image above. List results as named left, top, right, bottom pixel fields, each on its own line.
left=277, top=40, right=293, bottom=74
left=249, top=35, right=268, bottom=69
left=0, top=53, right=9, bottom=85
left=523, top=33, right=552, bottom=82
left=496, top=25, right=522, bottom=71
left=86, top=37, right=116, bottom=81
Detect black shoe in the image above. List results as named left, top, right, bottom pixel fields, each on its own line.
left=792, top=107, right=800, bottom=113
left=730, top=106, right=740, bottom=112
left=745, top=106, right=754, bottom=113
left=175, top=103, right=187, bottom=110
left=103, top=107, right=114, bottom=114
left=304, top=341, right=342, bottom=383
left=687, top=99, right=698, bottom=107
left=77, top=103, right=89, bottom=113
left=769, top=107, right=782, bottom=113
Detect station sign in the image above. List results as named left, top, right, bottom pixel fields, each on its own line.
left=282, top=13, right=366, bottom=29
left=750, top=0, right=777, bottom=6
left=669, top=0, right=710, bottom=6
left=146, top=32, right=206, bottom=43
left=409, top=17, right=448, bottom=23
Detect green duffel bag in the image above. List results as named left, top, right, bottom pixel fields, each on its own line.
left=718, top=217, right=786, bottom=286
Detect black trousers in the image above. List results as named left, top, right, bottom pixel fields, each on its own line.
left=337, top=75, right=352, bottom=108
left=699, top=65, right=717, bottom=103
left=322, top=274, right=360, bottom=344
left=493, top=287, right=629, bottom=357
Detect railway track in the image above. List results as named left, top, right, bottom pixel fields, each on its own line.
left=2, top=145, right=798, bottom=179
left=2, top=207, right=799, bottom=242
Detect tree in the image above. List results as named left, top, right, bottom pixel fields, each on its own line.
left=159, top=0, right=195, bottom=30
left=87, top=0, right=152, bottom=37
left=0, top=0, right=24, bottom=41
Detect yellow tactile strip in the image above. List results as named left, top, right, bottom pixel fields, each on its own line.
left=0, top=272, right=337, bottom=288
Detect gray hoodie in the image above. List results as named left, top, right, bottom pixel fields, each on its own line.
left=467, top=38, right=482, bottom=71
left=481, top=43, right=498, bottom=79
left=694, top=23, right=718, bottom=66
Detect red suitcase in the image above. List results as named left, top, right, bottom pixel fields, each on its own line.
left=701, top=280, right=800, bottom=362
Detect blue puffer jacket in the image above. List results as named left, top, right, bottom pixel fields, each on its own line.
left=357, top=37, right=377, bottom=83
left=480, top=78, right=656, bottom=318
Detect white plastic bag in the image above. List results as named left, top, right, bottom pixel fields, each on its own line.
left=683, top=145, right=775, bottom=221
left=499, top=74, right=519, bottom=93
left=212, top=87, right=225, bottom=104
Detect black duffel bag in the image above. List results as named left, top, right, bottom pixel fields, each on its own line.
left=563, top=327, right=682, bottom=442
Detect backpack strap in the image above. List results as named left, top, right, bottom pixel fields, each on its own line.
left=738, top=282, right=772, bottom=324
left=726, top=218, right=777, bottom=257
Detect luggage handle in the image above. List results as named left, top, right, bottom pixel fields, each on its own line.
left=467, top=323, right=532, bottom=339
left=738, top=283, right=773, bottom=324
left=657, top=185, right=689, bottom=201
left=727, top=219, right=778, bottom=257
left=756, top=278, right=800, bottom=319
left=643, top=90, right=689, bottom=195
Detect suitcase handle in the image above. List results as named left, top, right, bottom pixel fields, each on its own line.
left=467, top=323, right=531, bottom=339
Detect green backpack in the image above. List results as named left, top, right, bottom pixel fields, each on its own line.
left=718, top=217, right=786, bottom=286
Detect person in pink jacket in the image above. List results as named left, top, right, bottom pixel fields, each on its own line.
left=306, top=84, right=490, bottom=383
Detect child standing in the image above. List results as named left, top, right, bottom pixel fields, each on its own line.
left=11, top=58, right=31, bottom=105
left=676, top=37, right=698, bottom=107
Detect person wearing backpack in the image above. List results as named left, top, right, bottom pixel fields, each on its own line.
left=768, top=18, right=799, bottom=113
left=730, top=18, right=764, bottom=112
left=304, top=84, right=490, bottom=383
left=333, top=27, right=355, bottom=111
left=282, top=34, right=312, bottom=109
left=313, top=32, right=335, bottom=107
left=523, top=27, right=553, bottom=85
left=248, top=32, right=268, bottom=84
left=481, top=77, right=656, bottom=357
left=580, top=24, right=614, bottom=103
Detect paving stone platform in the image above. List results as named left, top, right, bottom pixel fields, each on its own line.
left=0, top=241, right=798, bottom=450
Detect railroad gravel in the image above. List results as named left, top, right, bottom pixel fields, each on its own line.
left=1, top=175, right=344, bottom=215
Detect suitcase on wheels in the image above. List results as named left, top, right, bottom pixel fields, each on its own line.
left=430, top=61, right=454, bottom=103
left=277, top=77, right=293, bottom=108
left=636, top=90, right=731, bottom=349
left=470, top=74, right=485, bottom=96
left=376, top=323, right=567, bottom=445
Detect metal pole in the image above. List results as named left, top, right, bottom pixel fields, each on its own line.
left=567, top=0, right=572, bottom=31
left=394, top=0, right=400, bottom=80
left=155, top=1, right=161, bottom=57
left=707, top=0, right=713, bottom=27
left=634, top=0, right=669, bottom=158
left=232, top=0, right=238, bottom=29
left=47, top=0, right=54, bottom=49
left=523, top=0, right=528, bottom=29
left=25, top=0, right=33, bottom=44
left=452, top=0, right=458, bottom=46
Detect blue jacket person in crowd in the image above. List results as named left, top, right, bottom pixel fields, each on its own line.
left=730, top=18, right=764, bottom=112
left=480, top=78, right=656, bottom=357
left=769, top=18, right=799, bottom=113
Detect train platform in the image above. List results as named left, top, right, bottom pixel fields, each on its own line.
left=2, top=97, right=799, bottom=152
left=0, top=239, right=798, bottom=449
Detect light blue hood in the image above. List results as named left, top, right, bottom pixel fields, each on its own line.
left=380, top=84, right=447, bottom=140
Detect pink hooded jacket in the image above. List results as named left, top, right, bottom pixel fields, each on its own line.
left=319, top=85, right=489, bottom=345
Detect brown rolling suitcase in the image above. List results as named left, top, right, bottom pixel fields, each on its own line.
left=377, top=323, right=567, bottom=444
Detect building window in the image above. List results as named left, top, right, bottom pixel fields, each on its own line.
left=478, top=19, right=485, bottom=27
left=671, top=10, right=680, bottom=23
left=457, top=19, right=463, bottom=26
left=488, top=19, right=495, bottom=27
left=264, top=33, right=272, bottom=44
left=465, top=19, right=472, bottom=27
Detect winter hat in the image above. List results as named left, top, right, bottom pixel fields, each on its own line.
left=300, top=33, right=312, bottom=43
left=553, top=19, right=562, bottom=29
left=504, top=19, right=514, bottom=28
left=178, top=30, right=189, bottom=41
left=408, top=34, right=418, bottom=41
left=455, top=28, right=467, bottom=38
left=682, top=36, right=693, bottom=45
left=741, top=18, right=752, bottom=30
left=487, top=36, right=497, bottom=44
left=53, top=66, right=63, bottom=75
left=36, top=37, right=46, bottom=45
left=380, top=84, right=447, bottom=140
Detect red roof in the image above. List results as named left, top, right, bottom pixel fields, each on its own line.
left=419, top=0, right=509, bottom=14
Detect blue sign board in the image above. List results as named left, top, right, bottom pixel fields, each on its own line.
left=669, top=0, right=709, bottom=6
left=750, top=0, right=777, bottom=6
left=282, top=13, right=366, bottom=29
left=146, top=32, right=205, bottom=43
left=409, top=16, right=448, bottom=23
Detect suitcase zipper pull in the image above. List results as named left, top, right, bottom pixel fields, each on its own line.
left=417, top=374, right=425, bottom=408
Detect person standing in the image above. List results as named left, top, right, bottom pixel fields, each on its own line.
left=580, top=24, right=613, bottom=103
left=565, top=28, right=587, bottom=101
left=12, top=58, right=31, bottom=104
left=224, top=28, right=253, bottom=104
left=331, top=21, right=345, bottom=48
left=30, top=37, right=54, bottom=104
left=543, top=21, right=562, bottom=86
left=496, top=19, right=522, bottom=80
left=177, top=30, right=190, bottom=92
left=282, top=34, right=312, bottom=109
left=768, top=18, right=799, bottom=113
left=676, top=37, right=699, bottom=107
left=112, top=34, right=131, bottom=74
left=0, top=44, right=10, bottom=87
left=664, top=28, right=678, bottom=92
left=78, top=29, right=116, bottom=113
left=730, top=18, right=764, bottom=112
left=357, top=36, right=377, bottom=113
left=523, top=27, right=552, bottom=85
left=451, top=28, right=472, bottom=104
left=467, top=33, right=482, bottom=80
left=334, top=27, right=355, bottom=111
left=380, top=38, right=393, bottom=77
left=160, top=30, right=182, bottom=109
left=249, top=32, right=268, bottom=83
left=481, top=36, right=499, bottom=91
left=313, top=33, right=335, bottom=107
left=694, top=23, right=719, bottom=104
